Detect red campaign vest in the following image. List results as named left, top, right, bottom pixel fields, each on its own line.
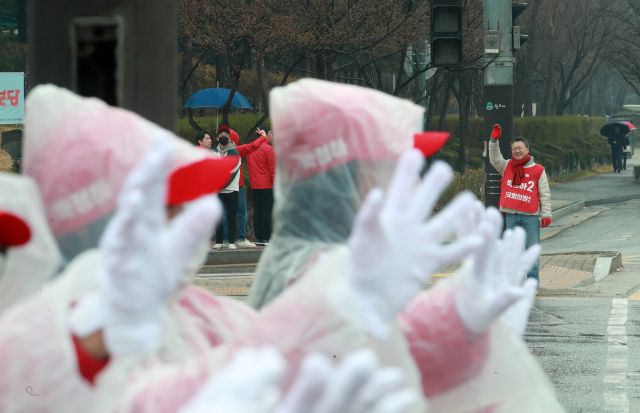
left=500, top=162, right=545, bottom=213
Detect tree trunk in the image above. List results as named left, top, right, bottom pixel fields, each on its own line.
left=458, top=95, right=468, bottom=173
left=438, top=77, right=453, bottom=131
left=216, top=53, right=230, bottom=88
left=220, top=69, right=241, bottom=128
left=426, top=92, right=437, bottom=130
left=179, top=36, right=193, bottom=112
left=187, top=107, right=203, bottom=132
left=243, top=59, right=271, bottom=143
left=315, top=53, right=327, bottom=80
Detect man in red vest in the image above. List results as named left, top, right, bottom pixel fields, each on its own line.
left=489, top=124, right=551, bottom=283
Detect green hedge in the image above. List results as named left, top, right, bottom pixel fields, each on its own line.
left=179, top=114, right=611, bottom=177
left=178, top=114, right=271, bottom=144
left=430, top=116, right=610, bottom=176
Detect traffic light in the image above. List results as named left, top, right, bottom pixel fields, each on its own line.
left=512, top=3, right=528, bottom=50
left=430, top=0, right=463, bottom=67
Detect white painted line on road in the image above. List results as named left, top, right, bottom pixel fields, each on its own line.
left=604, top=299, right=628, bottom=412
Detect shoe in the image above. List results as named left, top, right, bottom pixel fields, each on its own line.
left=255, top=240, right=264, bottom=246
left=222, top=241, right=229, bottom=248
left=618, top=170, right=621, bottom=173
left=209, top=244, right=222, bottom=251
left=237, top=239, right=257, bottom=248
left=261, top=239, right=271, bottom=246
left=228, top=243, right=236, bottom=250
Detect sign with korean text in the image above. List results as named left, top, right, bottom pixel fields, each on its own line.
left=0, top=72, right=25, bottom=124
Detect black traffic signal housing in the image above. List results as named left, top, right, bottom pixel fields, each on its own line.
left=512, top=3, right=529, bottom=50
left=430, top=0, right=463, bottom=67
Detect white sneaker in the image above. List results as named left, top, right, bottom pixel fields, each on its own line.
left=222, top=241, right=229, bottom=248
left=210, top=244, right=222, bottom=251
left=237, top=239, right=257, bottom=248
left=228, top=243, right=236, bottom=250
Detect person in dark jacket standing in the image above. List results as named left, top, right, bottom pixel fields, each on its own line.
left=247, top=127, right=275, bottom=246
left=608, top=126, right=626, bottom=173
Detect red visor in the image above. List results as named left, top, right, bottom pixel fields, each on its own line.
left=413, top=132, right=451, bottom=157
left=0, top=210, right=32, bottom=248
left=166, top=156, right=240, bottom=206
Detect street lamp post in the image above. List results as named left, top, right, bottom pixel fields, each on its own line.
left=483, top=0, right=527, bottom=210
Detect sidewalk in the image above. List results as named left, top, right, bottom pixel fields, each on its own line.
left=550, top=156, right=640, bottom=203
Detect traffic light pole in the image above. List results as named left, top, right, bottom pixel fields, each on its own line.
left=483, top=0, right=517, bottom=210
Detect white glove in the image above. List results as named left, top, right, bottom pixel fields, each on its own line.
left=455, top=207, right=540, bottom=335
left=178, top=347, right=286, bottom=413
left=69, top=136, right=223, bottom=355
left=496, top=228, right=540, bottom=337
left=180, top=348, right=421, bottom=413
left=348, top=149, right=484, bottom=339
left=277, top=349, right=421, bottom=413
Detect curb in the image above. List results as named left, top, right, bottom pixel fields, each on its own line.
left=205, top=249, right=263, bottom=266
left=569, top=251, right=623, bottom=290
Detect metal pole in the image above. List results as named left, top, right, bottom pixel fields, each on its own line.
left=483, top=0, right=515, bottom=210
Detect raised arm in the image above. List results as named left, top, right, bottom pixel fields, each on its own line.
left=488, top=125, right=509, bottom=175
left=236, top=136, right=267, bottom=157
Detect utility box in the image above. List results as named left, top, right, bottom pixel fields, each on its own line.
left=27, top=0, right=177, bottom=131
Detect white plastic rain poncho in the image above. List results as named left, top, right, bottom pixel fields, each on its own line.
left=0, top=85, right=257, bottom=413
left=0, top=173, right=62, bottom=313
left=241, top=79, right=565, bottom=412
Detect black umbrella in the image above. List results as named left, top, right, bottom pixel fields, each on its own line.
left=1, top=129, right=23, bottom=161
left=600, top=122, right=631, bottom=137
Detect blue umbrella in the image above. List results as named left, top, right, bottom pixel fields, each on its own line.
left=183, top=88, right=253, bottom=130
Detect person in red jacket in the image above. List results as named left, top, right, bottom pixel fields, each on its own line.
left=219, top=126, right=270, bottom=248
left=246, top=126, right=275, bottom=245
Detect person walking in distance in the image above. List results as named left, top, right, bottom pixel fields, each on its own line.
left=211, top=130, right=242, bottom=250
left=247, top=127, right=275, bottom=246
left=489, top=125, right=551, bottom=283
left=608, top=125, right=626, bottom=173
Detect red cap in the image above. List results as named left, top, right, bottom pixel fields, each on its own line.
left=218, top=126, right=231, bottom=134
left=413, top=132, right=451, bottom=157
left=166, top=156, right=240, bottom=206
left=0, top=210, right=32, bottom=248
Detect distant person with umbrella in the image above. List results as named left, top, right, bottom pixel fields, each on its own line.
left=608, top=126, right=625, bottom=173
left=600, top=122, right=634, bottom=173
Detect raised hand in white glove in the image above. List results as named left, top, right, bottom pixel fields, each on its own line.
left=180, top=348, right=421, bottom=413
left=348, top=149, right=484, bottom=339
left=495, top=227, right=540, bottom=337
left=455, top=207, right=540, bottom=336
left=277, top=349, right=421, bottom=413
left=69, top=137, right=223, bottom=356
left=178, top=347, right=286, bottom=413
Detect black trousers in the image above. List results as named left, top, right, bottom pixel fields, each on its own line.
left=216, top=191, right=239, bottom=244
left=612, top=148, right=623, bottom=171
left=252, top=188, right=274, bottom=241
left=623, top=152, right=628, bottom=169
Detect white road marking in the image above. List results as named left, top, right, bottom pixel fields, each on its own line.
left=604, top=299, right=629, bottom=412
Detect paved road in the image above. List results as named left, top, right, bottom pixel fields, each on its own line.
left=528, top=299, right=640, bottom=412
left=527, top=195, right=640, bottom=412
